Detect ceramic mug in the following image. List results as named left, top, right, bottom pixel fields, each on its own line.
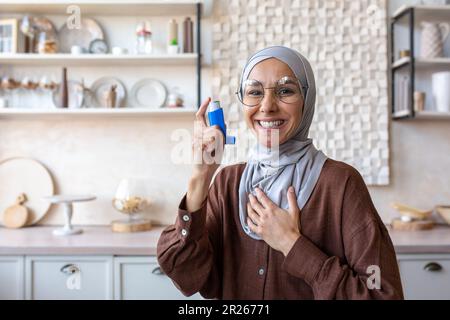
left=432, top=72, right=450, bottom=112
left=0, top=97, right=7, bottom=108
left=71, top=45, right=83, bottom=55
left=414, top=91, right=426, bottom=112
left=112, top=47, right=127, bottom=55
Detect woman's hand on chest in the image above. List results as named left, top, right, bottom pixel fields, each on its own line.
left=246, top=186, right=301, bottom=256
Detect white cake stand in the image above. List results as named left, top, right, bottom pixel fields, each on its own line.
left=43, top=195, right=96, bottom=236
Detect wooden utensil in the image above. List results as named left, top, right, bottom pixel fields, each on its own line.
left=391, top=202, right=432, bottom=220
left=3, top=193, right=29, bottom=229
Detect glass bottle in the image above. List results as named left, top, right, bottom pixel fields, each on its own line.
left=136, top=22, right=152, bottom=54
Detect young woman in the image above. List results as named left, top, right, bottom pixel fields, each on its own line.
left=157, top=46, right=403, bottom=300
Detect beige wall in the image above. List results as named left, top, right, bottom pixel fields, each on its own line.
left=370, top=0, right=450, bottom=222
left=0, top=118, right=196, bottom=226
left=369, top=121, right=450, bottom=222
left=1, top=0, right=449, bottom=227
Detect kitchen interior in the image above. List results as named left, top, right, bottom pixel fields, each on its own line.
left=0, top=0, right=450, bottom=300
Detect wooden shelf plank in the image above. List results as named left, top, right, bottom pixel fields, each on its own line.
left=392, top=110, right=450, bottom=120
left=0, top=53, right=198, bottom=66
left=392, top=57, right=411, bottom=70
left=392, top=109, right=412, bottom=119
left=415, top=111, right=450, bottom=120
left=0, top=0, right=205, bottom=16
left=416, top=58, right=450, bottom=67
left=392, top=57, right=450, bottom=70
left=0, top=108, right=197, bottom=119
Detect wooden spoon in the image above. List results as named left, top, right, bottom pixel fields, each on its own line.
left=3, top=193, right=29, bottom=228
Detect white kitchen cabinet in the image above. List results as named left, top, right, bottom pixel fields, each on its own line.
left=0, top=256, right=24, bottom=300
left=25, top=256, right=113, bottom=300
left=2, top=253, right=450, bottom=300
left=397, top=254, right=450, bottom=300
left=0, top=254, right=201, bottom=300
left=114, top=256, right=203, bottom=300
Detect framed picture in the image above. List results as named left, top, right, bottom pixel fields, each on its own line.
left=0, top=18, right=25, bottom=53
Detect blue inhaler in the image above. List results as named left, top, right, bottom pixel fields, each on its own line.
left=207, top=100, right=236, bottom=145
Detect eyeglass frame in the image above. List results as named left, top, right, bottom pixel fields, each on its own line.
left=235, top=76, right=309, bottom=107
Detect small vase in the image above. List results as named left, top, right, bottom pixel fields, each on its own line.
left=167, top=45, right=179, bottom=54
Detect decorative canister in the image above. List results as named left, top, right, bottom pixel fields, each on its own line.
left=420, top=21, right=449, bottom=58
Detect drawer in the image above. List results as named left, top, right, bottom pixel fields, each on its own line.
left=398, top=254, right=450, bottom=300
left=114, top=256, right=203, bottom=300
left=0, top=256, right=24, bottom=300
left=26, top=256, right=113, bottom=300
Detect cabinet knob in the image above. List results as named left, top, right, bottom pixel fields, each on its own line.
left=151, top=266, right=165, bottom=275
left=423, top=262, right=443, bottom=272
left=60, top=264, right=80, bottom=275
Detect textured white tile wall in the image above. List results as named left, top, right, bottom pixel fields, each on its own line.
left=212, top=0, right=390, bottom=185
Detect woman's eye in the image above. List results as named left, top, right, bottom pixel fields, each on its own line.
left=277, top=88, right=295, bottom=96
left=247, top=90, right=263, bottom=96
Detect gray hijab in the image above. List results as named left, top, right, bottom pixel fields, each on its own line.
left=238, top=46, right=328, bottom=240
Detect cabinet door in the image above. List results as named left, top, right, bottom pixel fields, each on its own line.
left=0, top=256, right=24, bottom=300
left=398, top=254, right=450, bottom=300
left=25, top=256, right=113, bottom=300
left=114, top=256, right=203, bottom=300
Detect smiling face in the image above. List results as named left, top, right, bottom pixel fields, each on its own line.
left=242, top=58, right=304, bottom=148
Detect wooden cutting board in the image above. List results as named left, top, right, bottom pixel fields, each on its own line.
left=0, top=157, right=54, bottom=226
left=391, top=218, right=435, bottom=231
left=3, top=193, right=29, bottom=229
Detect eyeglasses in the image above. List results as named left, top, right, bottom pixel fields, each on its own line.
left=235, top=76, right=308, bottom=107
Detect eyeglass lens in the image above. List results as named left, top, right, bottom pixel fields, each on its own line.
left=240, top=77, right=303, bottom=106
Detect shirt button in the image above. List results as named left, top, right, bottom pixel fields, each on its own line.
left=258, top=268, right=265, bottom=276
left=181, top=229, right=188, bottom=236
left=182, top=215, right=190, bottom=222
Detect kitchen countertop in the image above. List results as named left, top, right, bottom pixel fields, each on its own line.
left=0, top=225, right=450, bottom=255
left=0, top=225, right=167, bottom=256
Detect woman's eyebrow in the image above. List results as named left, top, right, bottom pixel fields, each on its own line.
left=247, top=77, right=298, bottom=86
left=281, top=78, right=297, bottom=85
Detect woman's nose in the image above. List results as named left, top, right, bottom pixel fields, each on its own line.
left=259, top=89, right=278, bottom=113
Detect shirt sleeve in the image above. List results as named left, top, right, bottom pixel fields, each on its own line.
left=281, top=170, right=404, bottom=300
left=156, top=173, right=223, bottom=299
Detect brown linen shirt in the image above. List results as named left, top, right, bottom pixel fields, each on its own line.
left=157, top=159, right=404, bottom=300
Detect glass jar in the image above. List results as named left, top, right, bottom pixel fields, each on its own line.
left=37, top=32, right=57, bottom=54
left=136, top=30, right=152, bottom=54
left=167, top=87, right=184, bottom=108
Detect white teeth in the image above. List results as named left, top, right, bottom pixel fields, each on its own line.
left=258, top=120, right=284, bottom=128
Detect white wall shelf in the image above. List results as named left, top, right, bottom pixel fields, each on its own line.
left=0, top=0, right=212, bottom=17
left=392, top=110, right=450, bottom=120
left=391, top=6, right=450, bottom=120
left=0, top=108, right=197, bottom=119
left=392, top=5, right=450, bottom=22
left=0, top=53, right=199, bottom=66
left=0, top=0, right=209, bottom=109
left=414, top=111, right=450, bottom=120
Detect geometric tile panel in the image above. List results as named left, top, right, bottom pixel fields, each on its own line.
left=212, top=0, right=389, bottom=185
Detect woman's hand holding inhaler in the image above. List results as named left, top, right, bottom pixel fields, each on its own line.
left=186, top=97, right=225, bottom=212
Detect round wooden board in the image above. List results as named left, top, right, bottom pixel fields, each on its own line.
left=111, top=218, right=152, bottom=233
left=391, top=218, right=435, bottom=231
left=0, top=158, right=54, bottom=226
left=3, top=204, right=28, bottom=228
